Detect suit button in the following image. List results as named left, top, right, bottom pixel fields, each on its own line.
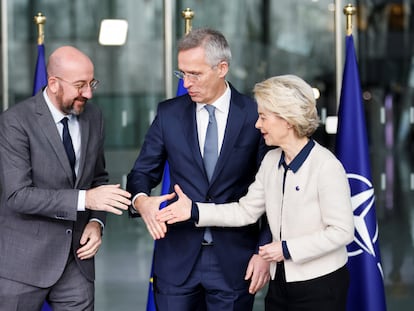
left=206, top=196, right=212, bottom=202
left=66, top=229, right=72, bottom=235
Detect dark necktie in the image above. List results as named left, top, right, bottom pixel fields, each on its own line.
left=202, top=105, right=218, bottom=244
left=61, top=117, right=76, bottom=182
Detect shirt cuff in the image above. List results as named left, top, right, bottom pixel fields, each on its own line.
left=191, top=202, right=199, bottom=223
left=89, top=218, right=105, bottom=235
left=78, top=190, right=86, bottom=211
left=282, top=240, right=291, bottom=260
left=132, top=193, right=148, bottom=205
left=130, top=193, right=148, bottom=214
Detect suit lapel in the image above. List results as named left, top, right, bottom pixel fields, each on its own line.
left=34, top=95, right=75, bottom=186
left=181, top=98, right=206, bottom=176
left=211, top=89, right=246, bottom=184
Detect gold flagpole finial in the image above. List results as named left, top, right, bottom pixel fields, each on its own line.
left=343, top=4, right=356, bottom=36
left=182, top=8, right=194, bottom=35
left=34, top=12, right=47, bottom=45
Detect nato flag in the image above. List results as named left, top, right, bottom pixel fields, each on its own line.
left=336, top=34, right=387, bottom=311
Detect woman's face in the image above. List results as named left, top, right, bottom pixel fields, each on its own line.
left=255, top=105, right=291, bottom=146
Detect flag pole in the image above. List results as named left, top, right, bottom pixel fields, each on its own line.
left=34, top=12, right=46, bottom=45
left=32, top=12, right=48, bottom=95
left=337, top=4, right=387, bottom=310
left=182, top=8, right=194, bottom=35
left=1, top=0, right=9, bottom=112
left=160, top=8, right=193, bottom=202
left=174, top=8, right=193, bottom=97
left=343, top=4, right=356, bottom=36
left=146, top=9, right=194, bottom=311
left=34, top=16, right=51, bottom=311
left=160, top=8, right=193, bottom=195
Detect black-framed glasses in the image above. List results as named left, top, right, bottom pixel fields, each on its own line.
left=55, top=76, right=100, bottom=93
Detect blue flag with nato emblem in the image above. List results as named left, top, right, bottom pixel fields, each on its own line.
left=32, top=43, right=47, bottom=95
left=335, top=34, right=387, bottom=311
left=33, top=43, right=52, bottom=311
left=146, top=79, right=187, bottom=311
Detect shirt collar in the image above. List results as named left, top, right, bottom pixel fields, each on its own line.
left=278, top=139, right=315, bottom=173
left=43, top=88, right=74, bottom=124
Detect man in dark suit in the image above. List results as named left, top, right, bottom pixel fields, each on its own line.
left=0, top=46, right=131, bottom=311
left=127, top=28, right=272, bottom=310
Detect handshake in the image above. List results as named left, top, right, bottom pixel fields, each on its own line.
left=131, top=184, right=191, bottom=240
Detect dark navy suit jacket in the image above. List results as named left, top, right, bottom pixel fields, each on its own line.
left=127, top=84, right=271, bottom=288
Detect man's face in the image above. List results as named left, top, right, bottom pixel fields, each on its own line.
left=177, top=47, right=227, bottom=104
left=48, top=54, right=96, bottom=116
left=54, top=77, right=94, bottom=115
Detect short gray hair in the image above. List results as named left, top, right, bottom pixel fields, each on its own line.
left=178, top=28, right=232, bottom=67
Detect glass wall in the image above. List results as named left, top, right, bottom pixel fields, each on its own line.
left=1, top=0, right=413, bottom=309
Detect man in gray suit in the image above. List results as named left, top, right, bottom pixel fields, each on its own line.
left=0, top=46, right=131, bottom=311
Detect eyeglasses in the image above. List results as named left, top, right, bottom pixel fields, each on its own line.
left=173, top=70, right=202, bottom=82
left=173, top=65, right=218, bottom=82
left=55, top=76, right=100, bottom=93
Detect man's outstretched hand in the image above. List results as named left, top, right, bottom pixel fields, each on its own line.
left=156, top=184, right=192, bottom=224
left=85, top=184, right=131, bottom=215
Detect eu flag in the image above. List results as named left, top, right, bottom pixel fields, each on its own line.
left=146, top=79, right=187, bottom=311
left=175, top=78, right=187, bottom=97
left=32, top=42, right=53, bottom=311
left=32, top=43, right=52, bottom=311
left=335, top=34, right=387, bottom=311
left=32, top=43, right=47, bottom=95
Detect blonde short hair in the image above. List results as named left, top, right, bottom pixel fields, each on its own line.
left=253, top=75, right=320, bottom=137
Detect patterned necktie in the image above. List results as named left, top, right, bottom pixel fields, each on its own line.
left=202, top=105, right=218, bottom=244
left=61, top=117, right=76, bottom=182
left=203, top=105, right=218, bottom=181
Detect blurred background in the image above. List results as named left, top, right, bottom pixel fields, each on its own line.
left=1, top=0, right=413, bottom=310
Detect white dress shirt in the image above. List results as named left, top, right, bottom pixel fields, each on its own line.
left=196, top=82, right=231, bottom=157
left=43, top=89, right=86, bottom=212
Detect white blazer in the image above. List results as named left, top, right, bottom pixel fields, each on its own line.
left=197, top=141, right=354, bottom=282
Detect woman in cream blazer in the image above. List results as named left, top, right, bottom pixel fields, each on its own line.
left=158, top=75, right=355, bottom=311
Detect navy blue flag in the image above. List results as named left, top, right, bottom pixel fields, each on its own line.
left=335, top=34, right=387, bottom=311
left=175, top=78, right=187, bottom=97
left=32, top=43, right=52, bottom=311
left=32, top=42, right=52, bottom=311
left=146, top=79, right=187, bottom=311
left=33, top=43, right=47, bottom=95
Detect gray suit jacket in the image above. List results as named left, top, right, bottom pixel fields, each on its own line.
left=0, top=91, right=108, bottom=288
